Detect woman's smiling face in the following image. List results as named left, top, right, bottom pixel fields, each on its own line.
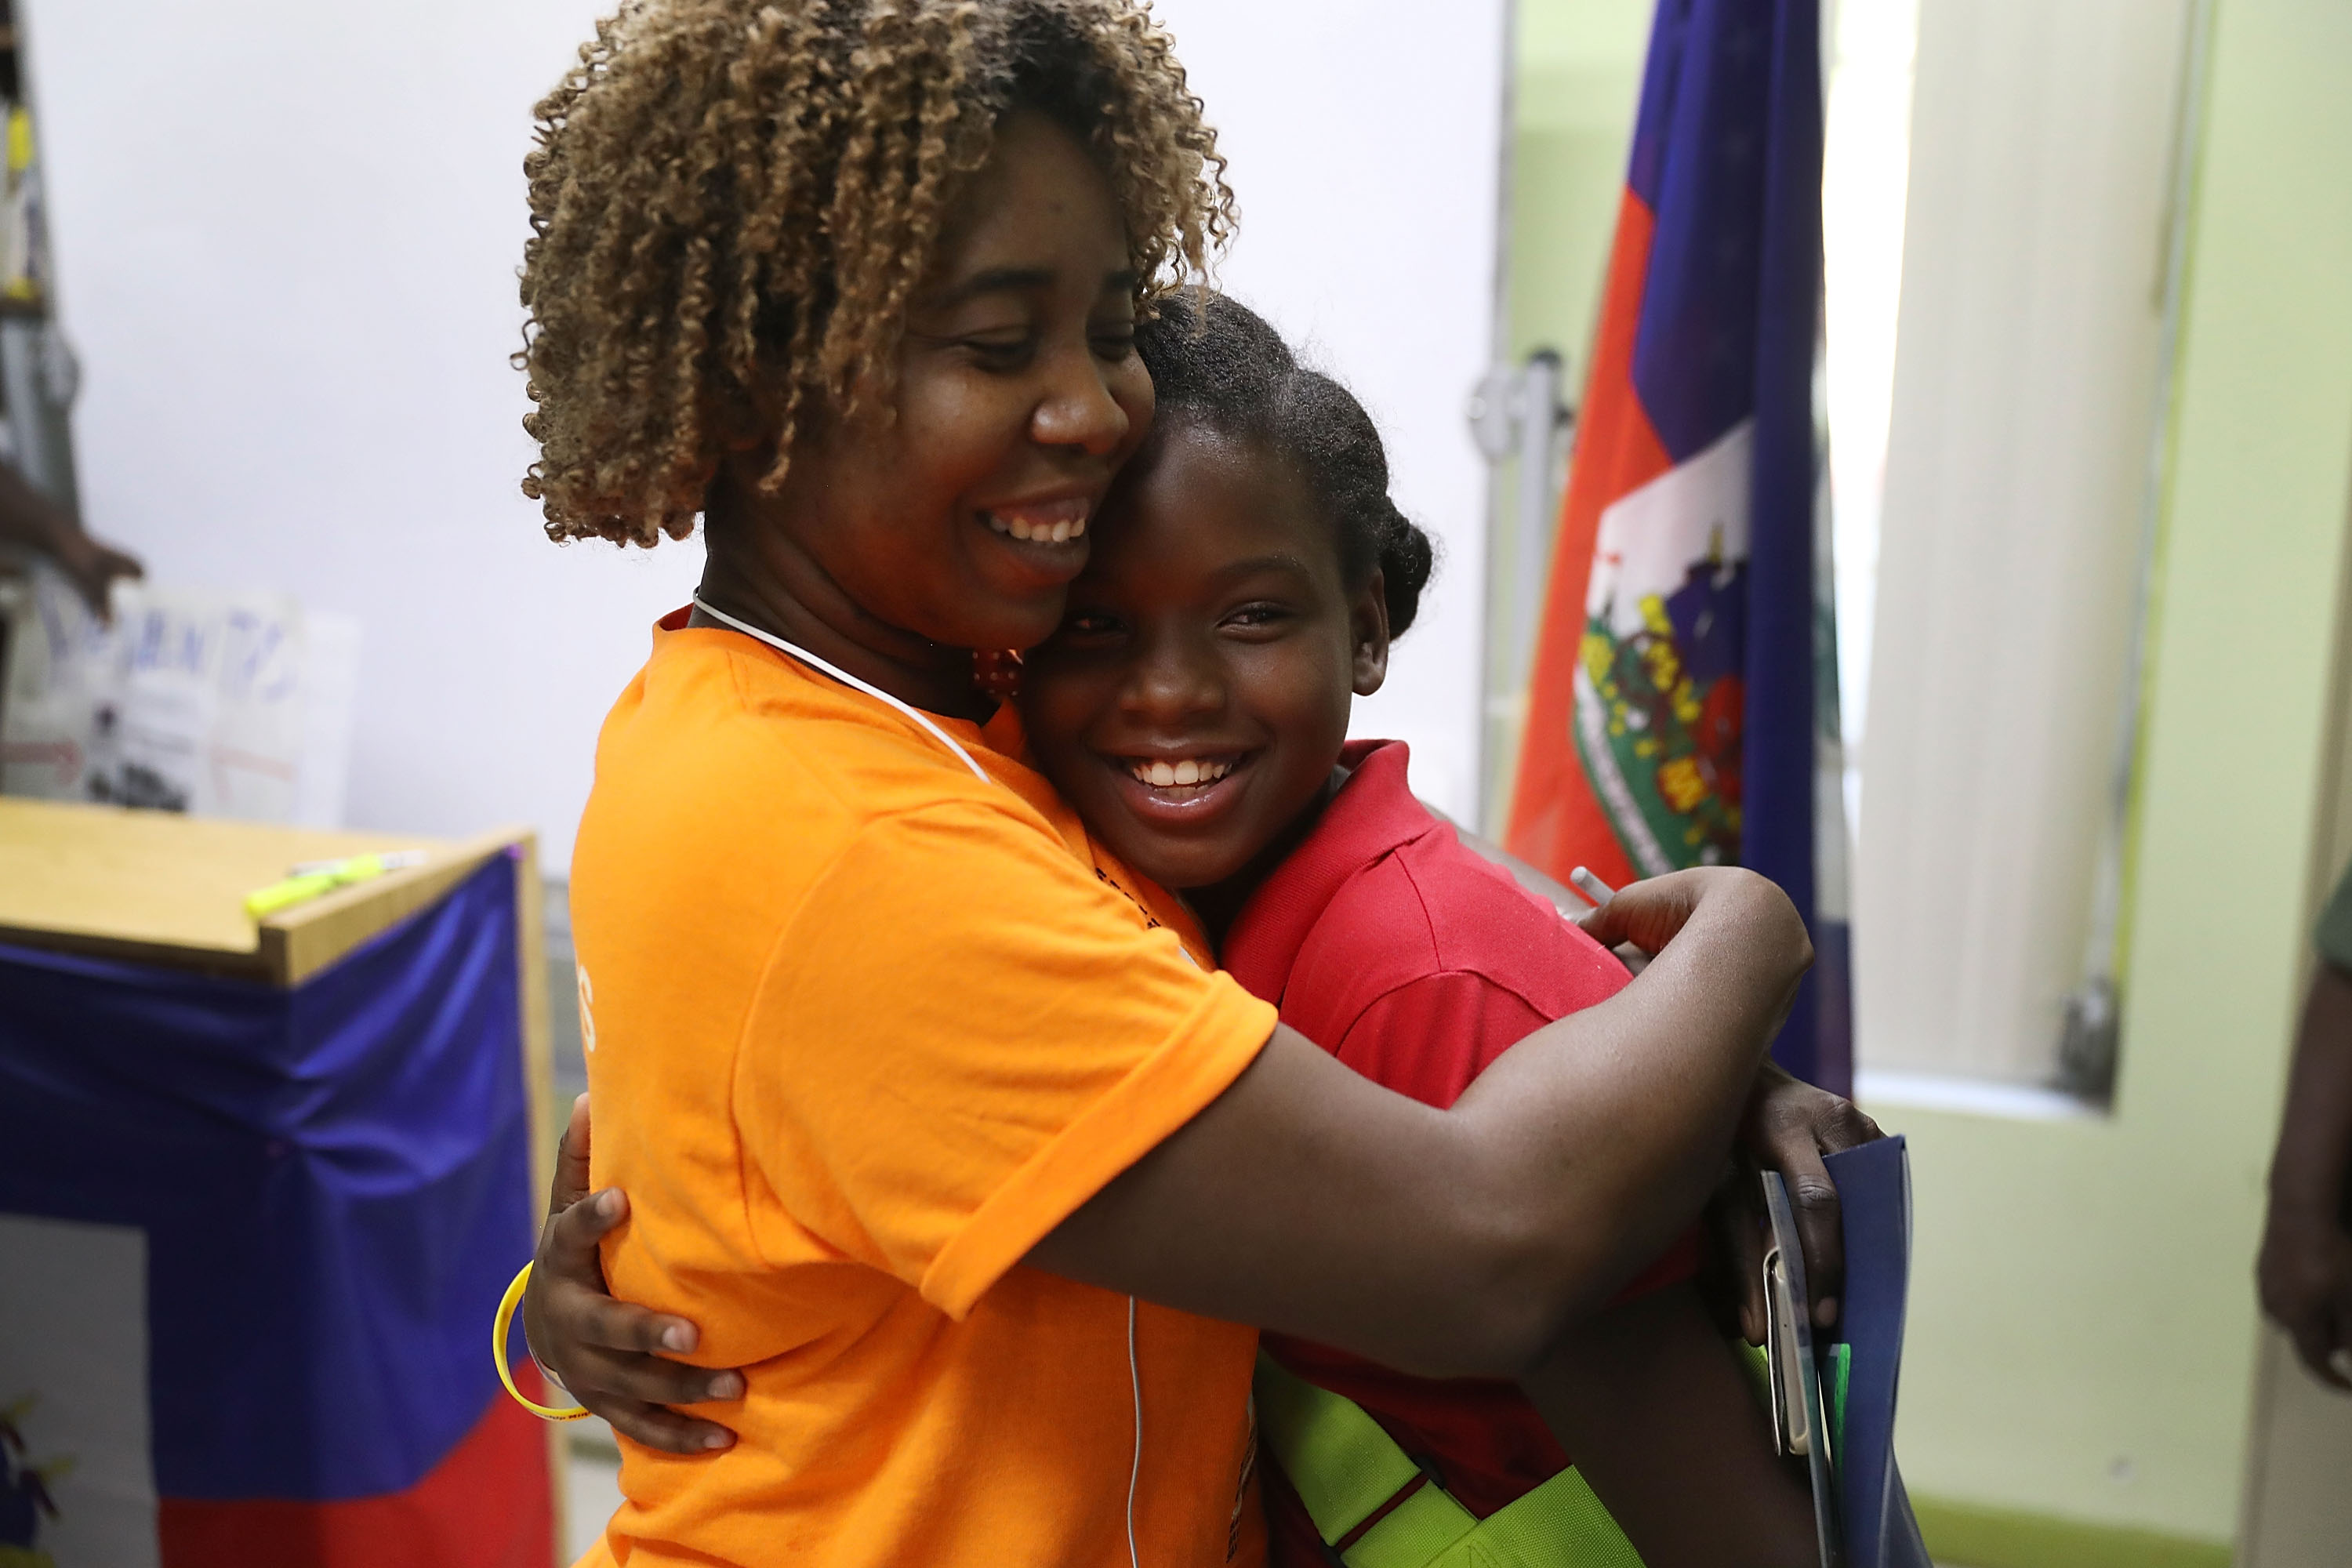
left=712, top=110, right=1155, bottom=656
left=1021, top=418, right=1389, bottom=893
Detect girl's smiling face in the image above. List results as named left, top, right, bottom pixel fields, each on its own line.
left=1021, top=417, right=1389, bottom=894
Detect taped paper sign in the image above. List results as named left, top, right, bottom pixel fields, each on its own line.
left=0, top=565, right=358, bottom=826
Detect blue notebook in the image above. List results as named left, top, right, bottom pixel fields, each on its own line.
left=1822, top=1135, right=1932, bottom=1568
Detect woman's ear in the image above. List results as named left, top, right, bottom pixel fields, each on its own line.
left=1352, top=569, right=1391, bottom=697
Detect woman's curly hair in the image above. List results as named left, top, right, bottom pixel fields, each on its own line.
left=520, top=0, right=1236, bottom=546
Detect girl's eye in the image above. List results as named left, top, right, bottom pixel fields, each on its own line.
left=1058, top=612, right=1124, bottom=641
left=1090, top=328, right=1138, bottom=361
left=1222, top=603, right=1293, bottom=633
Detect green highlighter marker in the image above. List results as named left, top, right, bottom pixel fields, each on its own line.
left=244, top=850, right=430, bottom=920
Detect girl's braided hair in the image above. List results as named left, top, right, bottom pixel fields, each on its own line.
left=520, top=0, right=1235, bottom=546
left=1134, top=289, right=1436, bottom=635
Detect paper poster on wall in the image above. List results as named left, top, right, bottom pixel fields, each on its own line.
left=0, top=565, right=359, bottom=826
left=0, top=1213, right=161, bottom=1568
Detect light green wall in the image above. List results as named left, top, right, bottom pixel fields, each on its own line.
left=1485, top=0, right=1650, bottom=830
left=1507, top=2, right=1650, bottom=365
left=1503, top=0, right=2352, bottom=1555
left=1882, top=0, right=2352, bottom=1554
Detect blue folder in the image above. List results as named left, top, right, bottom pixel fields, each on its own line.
left=1821, top=1134, right=1932, bottom=1568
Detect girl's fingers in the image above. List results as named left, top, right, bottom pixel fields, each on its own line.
left=564, top=1342, right=744, bottom=1407
left=543, top=1187, right=630, bottom=1274
left=550, top=1094, right=594, bottom=1215
left=596, top=1399, right=739, bottom=1455
left=566, top=1285, right=704, bottom=1356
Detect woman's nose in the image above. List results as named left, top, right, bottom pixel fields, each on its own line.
left=1030, top=347, right=1131, bottom=457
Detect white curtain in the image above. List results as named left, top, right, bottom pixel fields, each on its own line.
left=1855, top=0, right=2192, bottom=1084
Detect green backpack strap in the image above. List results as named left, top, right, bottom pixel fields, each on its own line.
left=1253, top=1353, right=1646, bottom=1568
left=1253, top=1352, right=1472, bottom=1556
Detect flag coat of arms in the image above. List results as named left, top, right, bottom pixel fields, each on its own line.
left=1508, top=0, right=1848, bottom=1089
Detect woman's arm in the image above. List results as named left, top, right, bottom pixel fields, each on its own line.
left=528, top=867, right=1806, bottom=1440
left=1442, top=818, right=1881, bottom=1332
left=1026, top=866, right=1807, bottom=1377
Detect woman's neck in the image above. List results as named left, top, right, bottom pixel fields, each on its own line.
left=695, top=521, right=989, bottom=723
left=1186, top=764, right=1352, bottom=951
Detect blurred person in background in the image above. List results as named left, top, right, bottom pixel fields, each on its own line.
left=2259, top=866, right=2352, bottom=1388
left=0, top=454, right=140, bottom=613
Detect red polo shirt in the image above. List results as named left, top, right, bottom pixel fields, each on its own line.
left=1221, top=740, right=1697, bottom=1562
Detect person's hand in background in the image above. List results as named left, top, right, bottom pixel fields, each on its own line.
left=0, top=456, right=140, bottom=617
left=2259, top=960, right=2352, bottom=1389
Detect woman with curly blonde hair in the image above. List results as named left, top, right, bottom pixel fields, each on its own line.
left=515, top=4, right=1816, bottom=1565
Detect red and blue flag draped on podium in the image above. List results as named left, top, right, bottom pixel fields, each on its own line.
left=1507, top=0, right=1849, bottom=1091
left=0, top=855, right=551, bottom=1568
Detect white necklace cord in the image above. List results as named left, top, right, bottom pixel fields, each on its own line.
left=1127, top=1294, right=1143, bottom=1568
left=695, top=596, right=1137, bottom=1558
left=689, top=597, right=989, bottom=782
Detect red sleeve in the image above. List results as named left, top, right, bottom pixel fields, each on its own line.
left=1327, top=970, right=1555, bottom=1109
left=1327, top=971, right=1700, bottom=1297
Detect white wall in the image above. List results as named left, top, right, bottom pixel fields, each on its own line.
left=27, top=0, right=1504, bottom=869
left=1162, top=2, right=1508, bottom=822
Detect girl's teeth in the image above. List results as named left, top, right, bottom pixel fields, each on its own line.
left=1131, top=757, right=1233, bottom=788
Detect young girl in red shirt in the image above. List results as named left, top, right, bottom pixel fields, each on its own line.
left=1013, top=288, right=1829, bottom=1565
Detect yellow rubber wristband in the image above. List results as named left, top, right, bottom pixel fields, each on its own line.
left=493, top=1261, right=591, bottom=1421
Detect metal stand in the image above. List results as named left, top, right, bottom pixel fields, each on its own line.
left=1469, top=350, right=1573, bottom=833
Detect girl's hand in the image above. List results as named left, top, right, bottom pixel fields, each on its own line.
left=1708, top=1065, right=1884, bottom=1341
left=1580, top=872, right=1873, bottom=1335
left=2259, top=1206, right=2352, bottom=1388
left=521, top=1096, right=745, bottom=1452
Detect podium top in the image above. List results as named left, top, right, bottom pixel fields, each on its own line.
left=0, top=797, right=525, bottom=985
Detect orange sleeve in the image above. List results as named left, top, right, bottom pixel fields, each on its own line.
left=734, top=799, right=1279, bottom=1319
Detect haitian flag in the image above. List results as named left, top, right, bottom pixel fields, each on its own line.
left=1506, top=0, right=1849, bottom=1091
left=0, top=856, right=552, bottom=1568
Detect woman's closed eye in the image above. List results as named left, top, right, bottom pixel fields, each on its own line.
left=1054, top=608, right=1127, bottom=644
left=959, top=332, right=1039, bottom=371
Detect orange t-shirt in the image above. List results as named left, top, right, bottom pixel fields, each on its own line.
left=568, top=615, right=1278, bottom=1568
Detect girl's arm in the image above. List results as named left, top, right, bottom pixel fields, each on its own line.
left=1517, top=1282, right=1817, bottom=1568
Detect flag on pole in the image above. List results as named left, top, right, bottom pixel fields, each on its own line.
left=1506, top=0, right=1850, bottom=1091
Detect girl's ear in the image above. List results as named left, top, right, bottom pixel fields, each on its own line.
left=1352, top=569, right=1391, bottom=697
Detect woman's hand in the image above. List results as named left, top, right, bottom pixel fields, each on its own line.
left=1708, top=1065, right=1884, bottom=1341
left=522, top=1096, right=745, bottom=1452
left=2259, top=1205, right=2352, bottom=1388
